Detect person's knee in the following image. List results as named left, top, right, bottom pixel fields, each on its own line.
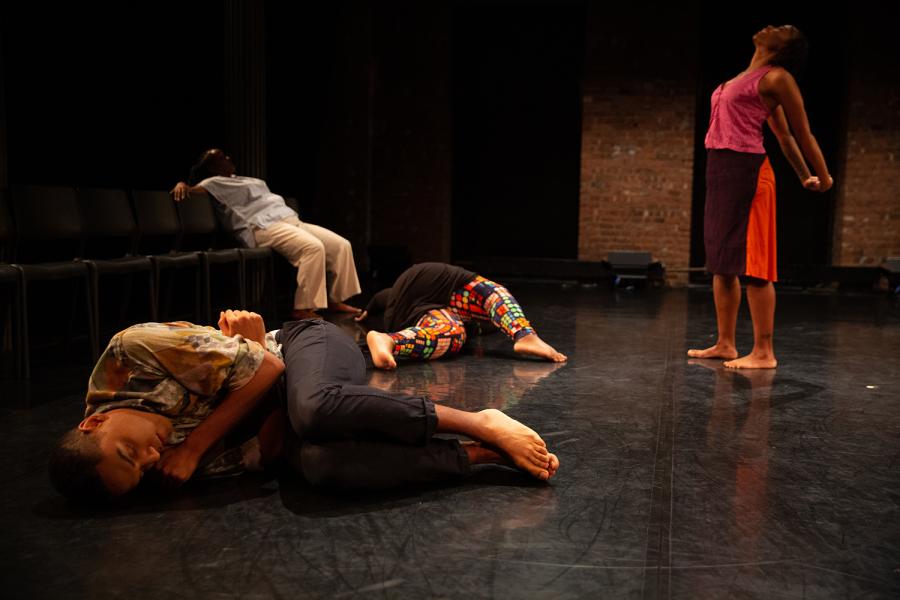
left=451, top=326, right=467, bottom=348
left=280, top=234, right=325, bottom=265
left=742, top=275, right=771, bottom=288
left=287, top=385, right=339, bottom=437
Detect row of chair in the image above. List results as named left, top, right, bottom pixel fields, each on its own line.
left=0, top=185, right=284, bottom=380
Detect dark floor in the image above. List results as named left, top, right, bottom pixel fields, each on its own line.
left=1, top=283, right=899, bottom=599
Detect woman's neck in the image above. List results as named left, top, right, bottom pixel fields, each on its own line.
left=746, top=45, right=775, bottom=73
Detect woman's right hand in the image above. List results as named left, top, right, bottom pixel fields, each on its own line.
left=803, top=174, right=833, bottom=193
left=170, top=181, right=190, bottom=202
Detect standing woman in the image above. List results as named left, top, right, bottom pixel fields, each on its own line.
left=688, top=25, right=833, bottom=369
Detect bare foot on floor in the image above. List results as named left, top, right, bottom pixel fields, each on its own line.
left=366, top=331, right=397, bottom=370
left=479, top=409, right=557, bottom=481
left=686, top=343, right=738, bottom=360
left=463, top=441, right=559, bottom=479
left=513, top=333, right=567, bottom=362
left=724, top=353, right=777, bottom=369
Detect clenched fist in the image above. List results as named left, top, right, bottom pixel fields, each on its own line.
left=218, top=309, right=267, bottom=346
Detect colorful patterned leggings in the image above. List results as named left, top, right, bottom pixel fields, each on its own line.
left=390, top=276, right=535, bottom=360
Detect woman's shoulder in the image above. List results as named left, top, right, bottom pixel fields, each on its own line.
left=759, top=66, right=799, bottom=98
left=760, top=65, right=794, bottom=86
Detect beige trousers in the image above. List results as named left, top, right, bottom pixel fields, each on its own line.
left=253, top=216, right=361, bottom=310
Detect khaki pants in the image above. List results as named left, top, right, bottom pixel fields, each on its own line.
left=254, top=216, right=361, bottom=310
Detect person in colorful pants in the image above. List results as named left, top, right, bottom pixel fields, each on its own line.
left=357, top=263, right=567, bottom=370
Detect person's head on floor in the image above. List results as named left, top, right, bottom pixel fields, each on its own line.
left=48, top=409, right=169, bottom=504
left=188, top=148, right=236, bottom=184
left=754, top=24, right=808, bottom=77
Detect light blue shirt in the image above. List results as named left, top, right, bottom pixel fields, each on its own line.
left=199, top=175, right=297, bottom=248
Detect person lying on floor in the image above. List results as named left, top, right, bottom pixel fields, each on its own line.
left=356, top=262, right=567, bottom=370
left=48, top=310, right=559, bottom=504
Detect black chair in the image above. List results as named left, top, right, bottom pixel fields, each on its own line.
left=209, top=196, right=277, bottom=323
left=0, top=191, right=27, bottom=380
left=177, top=192, right=244, bottom=324
left=131, top=189, right=203, bottom=323
left=8, top=185, right=98, bottom=375
left=78, top=187, right=157, bottom=343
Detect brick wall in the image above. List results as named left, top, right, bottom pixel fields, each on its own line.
left=833, top=19, right=900, bottom=266
left=578, top=4, right=699, bottom=286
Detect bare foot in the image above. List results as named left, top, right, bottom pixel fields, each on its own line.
left=686, top=343, right=738, bottom=360
left=513, top=333, right=567, bottom=362
left=723, top=353, right=777, bottom=369
left=366, top=330, right=397, bottom=370
left=479, top=409, right=556, bottom=480
left=327, top=301, right=362, bottom=314
left=462, top=441, right=559, bottom=478
left=462, top=441, right=511, bottom=467
left=547, top=452, right=560, bottom=477
left=291, top=309, right=322, bottom=320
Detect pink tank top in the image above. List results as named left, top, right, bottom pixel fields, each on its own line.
left=704, top=66, right=774, bottom=154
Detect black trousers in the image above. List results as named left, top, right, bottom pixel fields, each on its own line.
left=277, top=320, right=469, bottom=489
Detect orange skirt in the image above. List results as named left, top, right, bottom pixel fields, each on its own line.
left=744, top=158, right=777, bottom=282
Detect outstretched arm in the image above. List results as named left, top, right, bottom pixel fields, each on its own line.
left=766, top=69, right=833, bottom=192
left=170, top=181, right=207, bottom=202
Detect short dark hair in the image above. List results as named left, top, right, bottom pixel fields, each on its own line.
left=48, top=429, right=114, bottom=505
left=770, top=27, right=808, bottom=78
left=188, top=148, right=219, bottom=185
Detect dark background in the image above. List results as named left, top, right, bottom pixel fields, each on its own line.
left=0, top=1, right=878, bottom=272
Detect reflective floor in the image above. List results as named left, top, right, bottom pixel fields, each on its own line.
left=1, top=283, right=899, bottom=599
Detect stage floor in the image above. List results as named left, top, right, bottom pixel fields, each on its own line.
left=2, top=284, right=899, bottom=599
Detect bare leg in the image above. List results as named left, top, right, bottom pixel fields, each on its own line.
left=725, top=280, right=777, bottom=369
left=513, top=332, right=568, bottom=362
left=688, top=273, right=740, bottom=359
left=366, top=330, right=398, bottom=370
left=434, top=405, right=557, bottom=481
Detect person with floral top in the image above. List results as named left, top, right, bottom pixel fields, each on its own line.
left=50, top=311, right=560, bottom=503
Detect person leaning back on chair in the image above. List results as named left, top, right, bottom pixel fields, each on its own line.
left=171, top=149, right=362, bottom=319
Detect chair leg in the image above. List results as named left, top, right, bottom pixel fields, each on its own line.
left=267, top=256, right=277, bottom=324
left=88, top=265, right=101, bottom=360
left=201, top=256, right=212, bottom=326
left=20, top=275, right=30, bottom=380
left=237, top=258, right=246, bottom=309
left=148, top=267, right=158, bottom=322
left=85, top=274, right=99, bottom=361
